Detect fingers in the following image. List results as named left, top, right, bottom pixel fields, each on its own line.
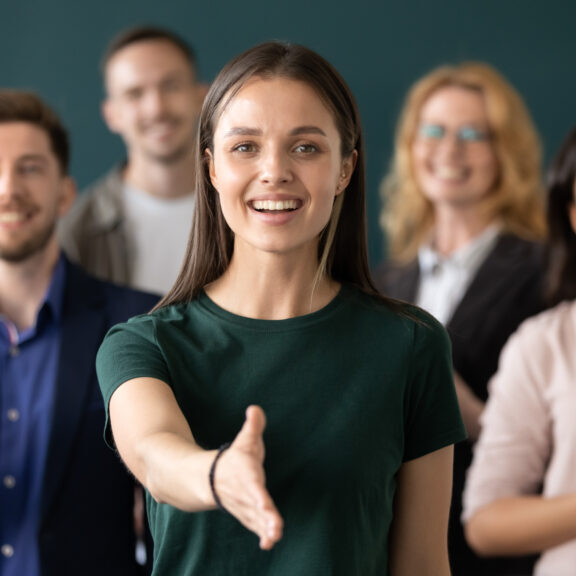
left=214, top=405, right=283, bottom=549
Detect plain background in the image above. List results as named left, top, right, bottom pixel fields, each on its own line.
left=2, top=0, right=574, bottom=265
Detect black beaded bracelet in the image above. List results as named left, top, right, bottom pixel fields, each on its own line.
left=209, top=442, right=232, bottom=512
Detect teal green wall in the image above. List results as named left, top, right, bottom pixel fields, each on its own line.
left=2, top=1, right=574, bottom=265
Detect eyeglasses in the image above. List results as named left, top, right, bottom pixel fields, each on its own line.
left=417, top=123, right=491, bottom=144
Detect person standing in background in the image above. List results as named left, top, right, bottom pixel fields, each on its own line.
left=375, top=62, right=546, bottom=575
left=464, top=125, right=576, bottom=576
left=59, top=25, right=207, bottom=294
left=0, top=90, right=158, bottom=576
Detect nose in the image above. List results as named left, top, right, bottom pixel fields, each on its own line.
left=436, top=132, right=465, bottom=160
left=0, top=167, right=21, bottom=201
left=259, top=147, right=292, bottom=186
left=142, top=88, right=168, bottom=118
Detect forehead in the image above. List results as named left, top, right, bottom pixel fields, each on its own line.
left=420, top=86, right=488, bottom=123
left=0, top=122, right=54, bottom=159
left=105, top=39, right=194, bottom=90
left=215, top=76, right=337, bottom=133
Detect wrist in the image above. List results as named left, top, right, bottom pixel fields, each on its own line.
left=209, top=442, right=232, bottom=511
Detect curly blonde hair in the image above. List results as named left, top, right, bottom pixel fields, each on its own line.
left=380, top=62, right=546, bottom=263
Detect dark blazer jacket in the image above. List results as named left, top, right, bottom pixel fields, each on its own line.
left=375, top=234, right=546, bottom=576
left=37, top=258, right=159, bottom=576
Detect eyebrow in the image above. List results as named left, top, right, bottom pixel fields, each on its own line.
left=222, top=125, right=328, bottom=138
left=19, top=154, right=49, bottom=164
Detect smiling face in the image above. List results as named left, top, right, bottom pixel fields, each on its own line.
left=0, top=122, right=74, bottom=263
left=411, top=86, right=499, bottom=211
left=103, top=39, right=202, bottom=164
left=207, top=76, right=355, bottom=259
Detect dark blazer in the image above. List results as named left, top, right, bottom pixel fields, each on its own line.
left=37, top=258, right=159, bottom=576
left=375, top=234, right=546, bottom=576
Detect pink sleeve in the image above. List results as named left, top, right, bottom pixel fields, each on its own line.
left=462, top=316, right=553, bottom=521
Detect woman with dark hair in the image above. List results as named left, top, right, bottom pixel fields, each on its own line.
left=96, top=41, right=465, bottom=575
left=463, top=126, right=576, bottom=576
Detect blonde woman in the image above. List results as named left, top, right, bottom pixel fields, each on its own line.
left=375, top=63, right=546, bottom=576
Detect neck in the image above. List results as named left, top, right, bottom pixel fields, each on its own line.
left=0, top=241, right=59, bottom=331
left=124, top=150, right=195, bottom=199
left=432, top=204, right=494, bottom=256
left=205, top=244, right=339, bottom=320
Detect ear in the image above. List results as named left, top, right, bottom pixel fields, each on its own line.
left=205, top=148, right=218, bottom=190
left=336, top=150, right=358, bottom=196
left=569, top=202, right=576, bottom=234
left=58, top=176, right=77, bottom=218
left=101, top=98, right=121, bottom=134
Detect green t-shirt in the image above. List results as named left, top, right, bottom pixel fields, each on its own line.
left=97, top=284, right=465, bottom=576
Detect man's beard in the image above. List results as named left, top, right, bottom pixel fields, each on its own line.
left=139, top=115, right=195, bottom=165
left=0, top=220, right=56, bottom=263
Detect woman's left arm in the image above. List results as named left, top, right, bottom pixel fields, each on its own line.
left=389, top=445, right=454, bottom=576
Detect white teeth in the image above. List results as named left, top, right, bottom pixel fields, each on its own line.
left=252, top=200, right=299, bottom=211
left=0, top=212, right=26, bottom=223
left=435, top=167, right=466, bottom=180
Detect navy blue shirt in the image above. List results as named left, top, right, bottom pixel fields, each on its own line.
left=0, top=256, right=65, bottom=576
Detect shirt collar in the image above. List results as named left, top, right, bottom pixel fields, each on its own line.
left=42, top=252, right=67, bottom=324
left=419, top=223, right=501, bottom=276
left=0, top=253, right=67, bottom=344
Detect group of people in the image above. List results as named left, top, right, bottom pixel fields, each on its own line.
left=0, top=21, right=574, bottom=576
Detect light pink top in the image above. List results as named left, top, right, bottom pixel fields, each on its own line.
left=463, top=301, right=576, bottom=575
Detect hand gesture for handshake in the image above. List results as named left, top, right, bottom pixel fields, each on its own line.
left=211, top=405, right=284, bottom=550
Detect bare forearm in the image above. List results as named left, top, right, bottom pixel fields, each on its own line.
left=466, top=494, right=576, bottom=555
left=453, top=372, right=484, bottom=441
left=136, top=432, right=216, bottom=511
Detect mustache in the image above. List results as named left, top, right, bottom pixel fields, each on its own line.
left=138, top=115, right=183, bottom=129
left=0, top=200, right=35, bottom=212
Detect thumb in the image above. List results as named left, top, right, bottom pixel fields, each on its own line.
left=235, top=405, right=266, bottom=447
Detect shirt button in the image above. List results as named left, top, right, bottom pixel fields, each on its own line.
left=3, top=475, right=16, bottom=489
left=1, top=544, right=14, bottom=558
left=7, top=409, right=19, bottom=422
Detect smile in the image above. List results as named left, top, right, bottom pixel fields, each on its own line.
left=0, top=211, right=28, bottom=223
left=251, top=199, right=300, bottom=212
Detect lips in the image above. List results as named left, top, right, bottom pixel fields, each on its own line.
left=432, top=166, right=468, bottom=181
left=251, top=199, right=300, bottom=212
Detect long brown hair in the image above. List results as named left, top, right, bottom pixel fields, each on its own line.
left=158, top=41, right=384, bottom=309
left=381, top=62, right=546, bottom=263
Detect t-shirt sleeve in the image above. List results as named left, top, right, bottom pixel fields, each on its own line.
left=96, top=315, right=170, bottom=448
left=403, top=313, right=467, bottom=461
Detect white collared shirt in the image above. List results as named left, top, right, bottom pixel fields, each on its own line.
left=416, top=224, right=501, bottom=325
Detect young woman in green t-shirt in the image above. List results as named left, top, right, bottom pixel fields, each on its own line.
left=98, top=41, right=465, bottom=575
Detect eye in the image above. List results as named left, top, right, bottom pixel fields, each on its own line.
left=232, top=142, right=257, bottom=153
left=418, top=124, right=445, bottom=140
left=293, top=143, right=318, bottom=154
left=458, top=126, right=490, bottom=142
left=125, top=88, right=143, bottom=102
left=161, top=78, right=185, bottom=94
left=19, top=163, right=43, bottom=175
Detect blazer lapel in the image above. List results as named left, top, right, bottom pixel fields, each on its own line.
left=40, top=262, right=106, bottom=525
left=447, top=234, right=519, bottom=333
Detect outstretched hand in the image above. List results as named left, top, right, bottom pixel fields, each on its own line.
left=213, top=405, right=284, bottom=550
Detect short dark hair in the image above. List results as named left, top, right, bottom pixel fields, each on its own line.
left=545, top=126, right=576, bottom=305
left=101, top=25, right=196, bottom=75
left=0, top=90, right=70, bottom=174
